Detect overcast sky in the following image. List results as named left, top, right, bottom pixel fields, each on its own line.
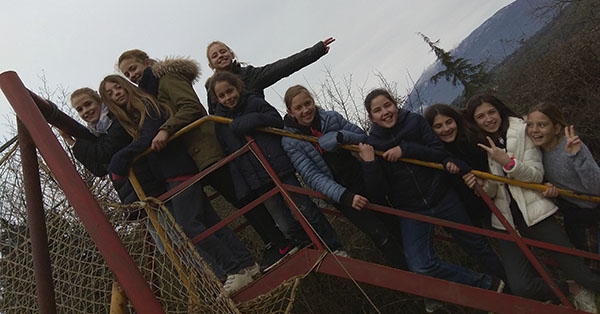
left=0, top=0, right=514, bottom=142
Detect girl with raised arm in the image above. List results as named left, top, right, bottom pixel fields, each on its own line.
left=205, top=37, right=334, bottom=114
left=209, top=72, right=346, bottom=257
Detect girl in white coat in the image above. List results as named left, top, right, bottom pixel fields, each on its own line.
left=464, top=94, right=599, bottom=312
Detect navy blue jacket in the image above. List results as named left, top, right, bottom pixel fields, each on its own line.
left=108, top=104, right=198, bottom=181
left=362, top=109, right=452, bottom=211
left=214, top=92, right=294, bottom=200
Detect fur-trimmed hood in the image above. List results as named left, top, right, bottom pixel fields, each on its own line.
left=151, top=57, right=201, bottom=83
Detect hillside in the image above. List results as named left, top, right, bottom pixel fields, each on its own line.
left=404, top=0, right=556, bottom=111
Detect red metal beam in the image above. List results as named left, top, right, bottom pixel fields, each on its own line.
left=234, top=248, right=586, bottom=314
left=0, top=71, right=165, bottom=314
left=18, top=120, right=57, bottom=314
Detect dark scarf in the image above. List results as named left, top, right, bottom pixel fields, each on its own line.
left=138, top=67, right=160, bottom=97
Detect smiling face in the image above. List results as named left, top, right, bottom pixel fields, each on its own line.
left=473, top=102, right=501, bottom=134
left=368, top=95, right=398, bottom=128
left=287, top=91, right=316, bottom=126
left=431, top=114, right=458, bottom=143
left=213, top=80, right=240, bottom=109
left=119, top=57, right=150, bottom=84
left=103, top=81, right=129, bottom=107
left=72, top=94, right=102, bottom=124
left=207, top=42, right=234, bottom=71
left=526, top=110, right=562, bottom=151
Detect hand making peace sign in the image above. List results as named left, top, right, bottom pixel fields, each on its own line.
left=564, top=125, right=582, bottom=155
left=477, top=136, right=513, bottom=167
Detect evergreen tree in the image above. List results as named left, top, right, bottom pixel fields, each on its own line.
left=419, top=33, right=490, bottom=103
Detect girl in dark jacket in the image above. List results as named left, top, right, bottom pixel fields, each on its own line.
left=209, top=71, right=346, bottom=256
left=205, top=37, right=334, bottom=114
left=118, top=49, right=295, bottom=271
left=99, top=75, right=257, bottom=295
left=423, top=104, right=491, bottom=228
left=358, top=88, right=505, bottom=293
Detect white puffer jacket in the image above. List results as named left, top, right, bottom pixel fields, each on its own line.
left=484, top=117, right=558, bottom=230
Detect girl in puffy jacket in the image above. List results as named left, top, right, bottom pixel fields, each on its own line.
left=99, top=75, right=257, bottom=295
left=464, top=94, right=600, bottom=310
left=209, top=71, right=346, bottom=257
left=281, top=85, right=406, bottom=268
left=205, top=37, right=334, bottom=114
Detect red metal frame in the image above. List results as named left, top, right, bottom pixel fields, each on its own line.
left=3, top=69, right=597, bottom=314
left=0, top=71, right=166, bottom=314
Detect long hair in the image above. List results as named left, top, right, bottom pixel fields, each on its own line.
left=464, top=94, right=518, bottom=143
left=98, top=75, right=171, bottom=139
left=424, top=103, right=478, bottom=145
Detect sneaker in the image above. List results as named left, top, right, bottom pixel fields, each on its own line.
left=260, top=242, right=299, bottom=273
left=574, top=288, right=598, bottom=313
left=222, top=270, right=254, bottom=295
left=489, top=278, right=505, bottom=293
left=245, top=263, right=260, bottom=278
left=424, top=298, right=443, bottom=313
left=333, top=250, right=350, bottom=258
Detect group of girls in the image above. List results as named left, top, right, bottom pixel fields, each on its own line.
left=60, top=34, right=600, bottom=312
left=423, top=96, right=600, bottom=313
left=61, top=37, right=342, bottom=295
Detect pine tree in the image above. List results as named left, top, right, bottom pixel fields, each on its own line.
left=419, top=33, right=490, bottom=103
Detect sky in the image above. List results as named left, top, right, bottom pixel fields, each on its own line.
left=0, top=0, right=515, bottom=142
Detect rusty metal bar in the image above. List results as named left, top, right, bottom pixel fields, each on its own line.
left=18, top=119, right=57, bottom=314
left=235, top=248, right=583, bottom=314
left=0, top=71, right=165, bottom=314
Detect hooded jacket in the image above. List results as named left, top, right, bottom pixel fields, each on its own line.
left=483, top=117, right=557, bottom=230
left=205, top=41, right=328, bottom=114
left=214, top=92, right=293, bottom=200
left=361, top=109, right=453, bottom=211
left=282, top=109, right=366, bottom=205
left=138, top=58, right=224, bottom=171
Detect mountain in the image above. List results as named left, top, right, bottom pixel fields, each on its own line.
left=404, top=0, right=556, bottom=111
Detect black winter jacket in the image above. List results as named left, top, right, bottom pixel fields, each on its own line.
left=72, top=118, right=165, bottom=218
left=108, top=104, right=198, bottom=182
left=206, top=41, right=328, bottom=114
left=362, top=109, right=453, bottom=211
left=214, top=92, right=294, bottom=200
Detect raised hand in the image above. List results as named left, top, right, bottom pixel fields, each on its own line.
left=564, top=125, right=581, bottom=155
left=477, top=136, right=512, bottom=167
left=322, top=37, right=335, bottom=53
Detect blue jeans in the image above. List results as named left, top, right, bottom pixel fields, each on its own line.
left=167, top=181, right=255, bottom=276
left=262, top=173, right=342, bottom=251
left=400, top=191, right=498, bottom=289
